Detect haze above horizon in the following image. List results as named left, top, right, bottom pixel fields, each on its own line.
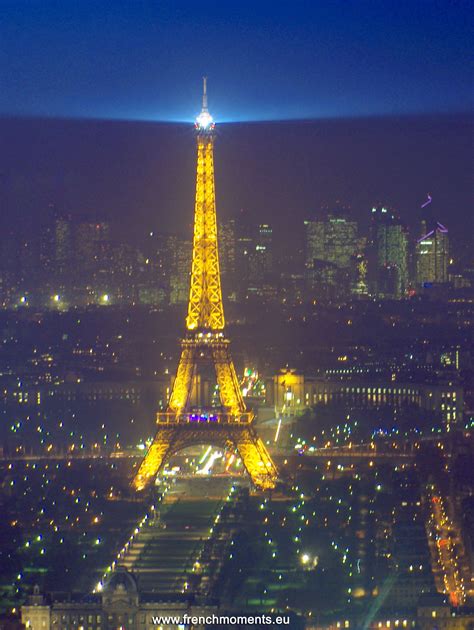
left=0, top=1, right=472, bottom=121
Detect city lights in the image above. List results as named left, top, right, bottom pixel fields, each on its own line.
left=1, top=21, right=471, bottom=628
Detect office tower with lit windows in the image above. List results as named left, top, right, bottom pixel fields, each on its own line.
left=304, top=206, right=358, bottom=301
left=70, top=218, right=112, bottom=304
left=248, top=223, right=274, bottom=298
left=75, top=218, right=111, bottom=274
left=235, top=233, right=253, bottom=300
left=218, top=219, right=236, bottom=278
left=54, top=211, right=74, bottom=277
left=368, top=205, right=408, bottom=299
left=169, top=238, right=192, bottom=304
left=256, top=223, right=273, bottom=274
left=218, top=218, right=237, bottom=300
left=37, top=208, right=113, bottom=305
left=350, top=252, right=369, bottom=297
left=0, top=228, right=19, bottom=305
left=415, top=221, right=449, bottom=288
left=142, top=232, right=193, bottom=306
left=138, top=231, right=172, bottom=305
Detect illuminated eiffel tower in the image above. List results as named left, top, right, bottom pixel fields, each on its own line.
left=132, top=79, right=278, bottom=492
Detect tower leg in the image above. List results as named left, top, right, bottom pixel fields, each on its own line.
left=234, top=426, right=278, bottom=490
left=213, top=343, right=245, bottom=414
left=132, top=428, right=176, bottom=491
left=168, top=344, right=196, bottom=414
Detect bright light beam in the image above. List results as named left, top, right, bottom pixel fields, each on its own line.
left=274, top=418, right=282, bottom=443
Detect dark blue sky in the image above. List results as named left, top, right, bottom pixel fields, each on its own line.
left=0, top=0, right=472, bottom=121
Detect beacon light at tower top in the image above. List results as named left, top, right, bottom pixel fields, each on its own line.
left=196, top=110, right=214, bottom=130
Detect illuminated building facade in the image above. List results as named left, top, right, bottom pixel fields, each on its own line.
left=368, top=205, right=408, bottom=299
left=1, top=379, right=171, bottom=407
left=248, top=223, right=275, bottom=298
left=169, top=238, right=192, bottom=305
left=350, top=252, right=369, bottom=297
left=305, top=208, right=358, bottom=269
left=269, top=369, right=463, bottom=428
left=304, top=207, right=358, bottom=301
left=218, top=218, right=237, bottom=300
left=416, top=221, right=449, bottom=287
left=75, top=219, right=111, bottom=274
left=132, top=80, right=278, bottom=492
left=54, top=211, right=74, bottom=277
left=235, top=234, right=253, bottom=300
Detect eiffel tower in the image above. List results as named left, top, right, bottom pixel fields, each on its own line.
left=132, top=79, right=278, bottom=492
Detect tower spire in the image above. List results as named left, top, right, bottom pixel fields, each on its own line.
left=196, top=77, right=213, bottom=130
left=202, top=76, right=208, bottom=112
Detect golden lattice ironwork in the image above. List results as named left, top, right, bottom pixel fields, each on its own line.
left=186, top=131, right=225, bottom=331
left=132, top=419, right=277, bottom=492
left=132, top=79, right=278, bottom=492
left=167, top=342, right=195, bottom=414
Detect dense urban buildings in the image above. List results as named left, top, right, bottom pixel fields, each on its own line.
left=0, top=132, right=472, bottom=629
left=0, top=3, right=472, bottom=624
left=1, top=197, right=468, bottom=310
left=304, top=206, right=359, bottom=302
left=416, top=222, right=450, bottom=288
left=1, top=169, right=472, bottom=630
left=368, top=206, right=409, bottom=299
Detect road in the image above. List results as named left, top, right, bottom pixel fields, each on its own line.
left=426, top=488, right=466, bottom=606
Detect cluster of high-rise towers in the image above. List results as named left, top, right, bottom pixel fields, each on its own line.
left=0, top=201, right=453, bottom=309
left=304, top=203, right=451, bottom=302
left=0, top=91, right=458, bottom=312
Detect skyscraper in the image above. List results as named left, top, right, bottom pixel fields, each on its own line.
left=350, top=252, right=369, bottom=297
left=248, top=223, right=274, bottom=298
left=218, top=218, right=237, bottom=300
left=75, top=219, right=111, bottom=274
left=304, top=206, right=358, bottom=301
left=54, top=211, right=74, bottom=276
left=218, top=219, right=236, bottom=278
left=305, top=207, right=357, bottom=270
left=235, top=233, right=253, bottom=301
left=169, top=238, right=192, bottom=305
left=368, top=205, right=408, bottom=299
left=416, top=222, right=449, bottom=287
left=0, top=227, right=19, bottom=305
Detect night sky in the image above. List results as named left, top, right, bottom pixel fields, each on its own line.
left=0, top=1, right=472, bottom=251
left=1, top=0, right=472, bottom=121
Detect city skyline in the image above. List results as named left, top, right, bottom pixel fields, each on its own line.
left=1, top=3, right=473, bottom=628
left=1, top=113, right=472, bottom=253
left=0, top=194, right=466, bottom=311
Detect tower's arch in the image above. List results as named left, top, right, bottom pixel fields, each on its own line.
left=132, top=420, right=277, bottom=491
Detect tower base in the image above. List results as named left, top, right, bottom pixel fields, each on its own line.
left=132, top=414, right=278, bottom=492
